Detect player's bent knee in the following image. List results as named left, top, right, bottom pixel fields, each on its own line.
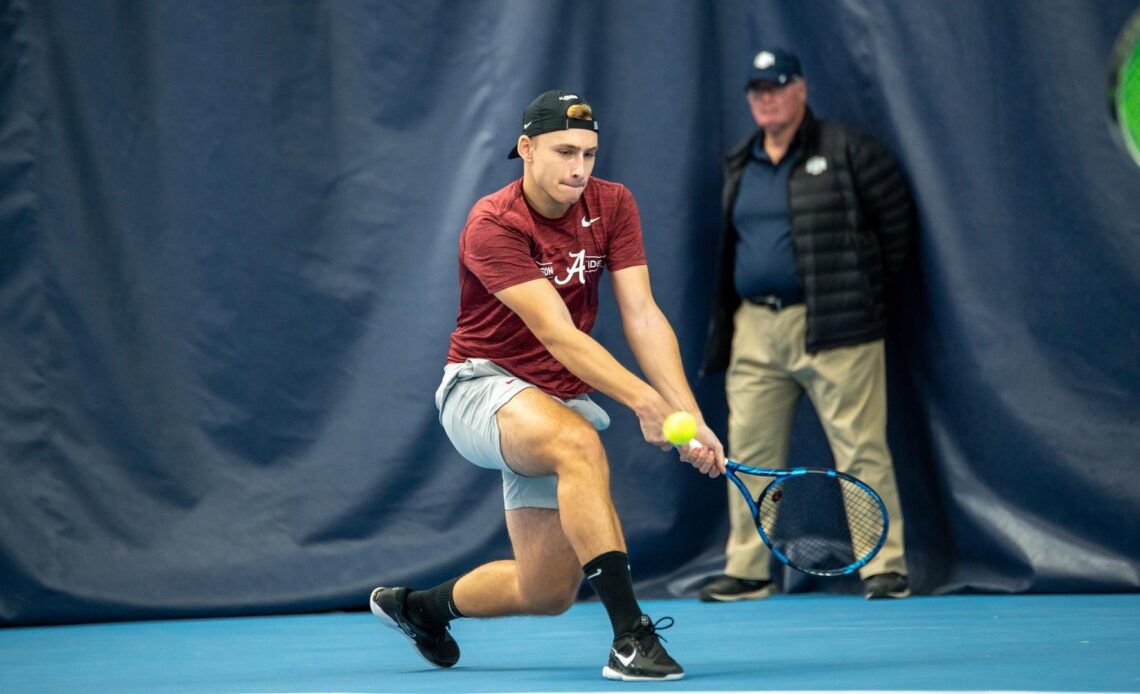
left=517, top=570, right=581, bottom=616
left=522, top=587, right=578, bottom=616
left=548, top=424, right=606, bottom=477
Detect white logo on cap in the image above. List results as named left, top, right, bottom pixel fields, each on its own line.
left=523, top=121, right=534, bottom=130
left=805, top=156, right=828, bottom=175
left=559, top=94, right=579, bottom=101
left=754, top=51, right=775, bottom=69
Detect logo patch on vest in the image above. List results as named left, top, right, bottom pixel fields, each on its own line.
left=805, top=156, right=828, bottom=176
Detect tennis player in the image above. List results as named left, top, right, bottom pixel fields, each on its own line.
left=370, top=89, right=725, bottom=682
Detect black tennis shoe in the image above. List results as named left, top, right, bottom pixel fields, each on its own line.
left=602, top=614, right=684, bottom=681
left=698, top=575, right=775, bottom=602
left=370, top=587, right=460, bottom=668
left=862, top=572, right=910, bottom=599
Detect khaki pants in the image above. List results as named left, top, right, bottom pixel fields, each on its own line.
left=723, top=302, right=908, bottom=580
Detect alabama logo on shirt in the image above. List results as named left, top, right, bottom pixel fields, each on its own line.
left=537, top=249, right=606, bottom=285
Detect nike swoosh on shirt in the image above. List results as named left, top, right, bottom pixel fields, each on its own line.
left=581, top=216, right=602, bottom=227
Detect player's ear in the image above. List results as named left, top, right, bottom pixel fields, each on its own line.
left=517, top=135, right=534, bottom=162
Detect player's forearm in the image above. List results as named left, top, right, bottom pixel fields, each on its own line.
left=623, top=308, right=704, bottom=422
left=540, top=325, right=661, bottom=413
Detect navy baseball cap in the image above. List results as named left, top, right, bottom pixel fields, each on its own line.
left=746, top=49, right=803, bottom=89
left=507, top=89, right=599, bottom=159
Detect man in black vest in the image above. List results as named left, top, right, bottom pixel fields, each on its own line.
left=700, top=48, right=914, bottom=601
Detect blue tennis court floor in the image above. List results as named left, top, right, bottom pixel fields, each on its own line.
left=2, top=594, right=1137, bottom=693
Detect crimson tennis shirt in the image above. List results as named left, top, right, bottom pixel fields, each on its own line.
left=446, top=177, right=647, bottom=399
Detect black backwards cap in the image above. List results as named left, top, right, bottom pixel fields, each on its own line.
left=507, top=89, right=599, bottom=159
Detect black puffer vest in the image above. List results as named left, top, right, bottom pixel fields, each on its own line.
left=702, top=109, right=914, bottom=375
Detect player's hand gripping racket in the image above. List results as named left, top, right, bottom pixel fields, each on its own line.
left=673, top=416, right=888, bottom=577
left=1108, top=7, right=1140, bottom=165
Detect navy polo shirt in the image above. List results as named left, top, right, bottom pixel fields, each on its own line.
left=732, top=135, right=804, bottom=305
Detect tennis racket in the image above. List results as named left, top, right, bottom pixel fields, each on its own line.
left=1108, top=7, right=1140, bottom=165
left=723, top=460, right=889, bottom=576
left=685, top=437, right=889, bottom=575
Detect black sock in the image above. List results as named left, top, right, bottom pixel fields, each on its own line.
left=405, top=577, right=463, bottom=631
left=584, top=551, right=642, bottom=638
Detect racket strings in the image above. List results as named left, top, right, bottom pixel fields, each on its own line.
left=841, top=484, right=886, bottom=556
left=755, top=473, right=885, bottom=575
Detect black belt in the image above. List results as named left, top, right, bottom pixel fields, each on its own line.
left=745, top=295, right=803, bottom=311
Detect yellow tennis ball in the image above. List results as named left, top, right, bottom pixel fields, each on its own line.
left=662, top=411, right=698, bottom=446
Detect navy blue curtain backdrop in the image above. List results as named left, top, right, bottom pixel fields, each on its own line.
left=2, top=0, right=1138, bottom=626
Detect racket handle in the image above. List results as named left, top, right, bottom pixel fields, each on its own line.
left=680, top=437, right=740, bottom=474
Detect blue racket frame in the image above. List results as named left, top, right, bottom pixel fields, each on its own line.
left=724, top=460, right=890, bottom=577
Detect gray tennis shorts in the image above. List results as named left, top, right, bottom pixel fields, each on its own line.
left=435, top=358, right=610, bottom=510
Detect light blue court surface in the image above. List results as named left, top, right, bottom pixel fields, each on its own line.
left=2, top=594, right=1138, bottom=693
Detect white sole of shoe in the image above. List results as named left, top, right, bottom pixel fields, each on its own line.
left=602, top=666, right=685, bottom=681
